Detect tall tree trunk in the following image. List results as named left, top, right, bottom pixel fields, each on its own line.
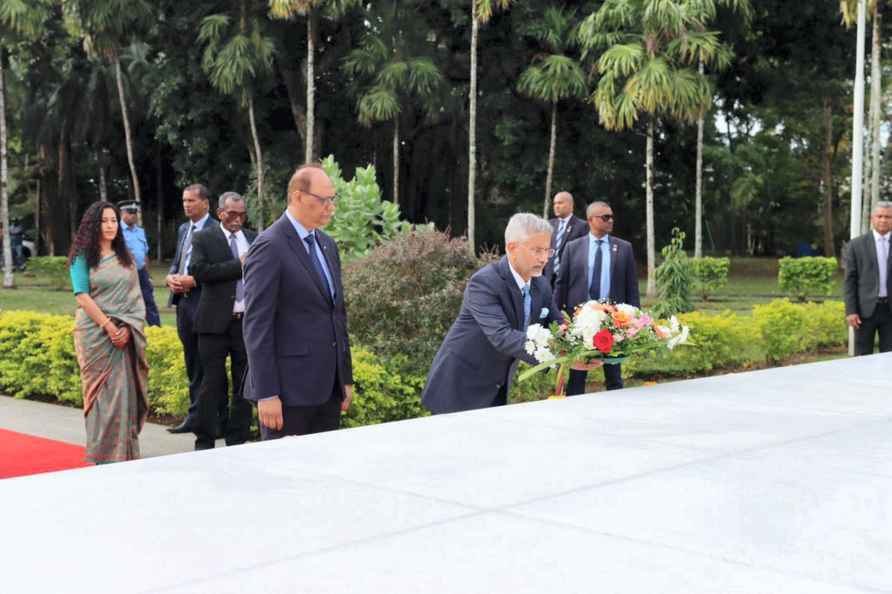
left=0, top=53, right=13, bottom=288
left=868, top=3, right=883, bottom=227
left=277, top=60, right=308, bottom=147
left=544, top=102, right=557, bottom=218
left=98, top=150, right=108, bottom=202
left=156, top=144, right=163, bottom=259
left=695, top=60, right=705, bottom=258
left=393, top=118, right=400, bottom=205
left=822, top=97, right=835, bottom=257
left=34, top=173, right=41, bottom=257
left=115, top=58, right=141, bottom=209
left=59, top=127, right=77, bottom=245
left=646, top=119, right=656, bottom=298
left=305, top=13, right=316, bottom=163
left=247, top=95, right=265, bottom=231
left=467, top=15, right=479, bottom=255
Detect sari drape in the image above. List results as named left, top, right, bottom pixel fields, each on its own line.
left=73, top=255, right=149, bottom=463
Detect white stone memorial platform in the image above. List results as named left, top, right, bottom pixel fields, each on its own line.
left=2, top=354, right=891, bottom=593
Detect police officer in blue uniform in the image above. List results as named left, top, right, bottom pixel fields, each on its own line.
left=119, top=200, right=162, bottom=326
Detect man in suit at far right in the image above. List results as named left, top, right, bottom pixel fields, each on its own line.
left=844, top=201, right=892, bottom=355
left=554, top=201, right=640, bottom=395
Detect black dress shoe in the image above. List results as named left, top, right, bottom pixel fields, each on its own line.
left=215, top=424, right=225, bottom=439
left=167, top=420, right=195, bottom=434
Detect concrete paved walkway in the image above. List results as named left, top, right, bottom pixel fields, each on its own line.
left=0, top=395, right=208, bottom=457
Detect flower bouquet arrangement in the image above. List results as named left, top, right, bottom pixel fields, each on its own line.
left=518, top=301, right=690, bottom=398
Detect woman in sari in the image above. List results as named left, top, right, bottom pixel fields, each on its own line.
left=69, top=201, right=149, bottom=464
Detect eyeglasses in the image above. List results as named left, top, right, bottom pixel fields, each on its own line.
left=303, top=190, right=338, bottom=206
left=593, top=214, right=614, bottom=222
left=530, top=247, right=556, bottom=258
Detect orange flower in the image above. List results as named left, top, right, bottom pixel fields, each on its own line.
left=611, top=311, right=631, bottom=328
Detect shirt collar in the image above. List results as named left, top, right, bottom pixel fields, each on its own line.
left=220, top=222, right=243, bottom=242
left=191, top=213, right=210, bottom=230
left=285, top=209, right=313, bottom=241
left=558, top=215, right=572, bottom=225
left=590, top=233, right=610, bottom=244
left=507, top=260, right=528, bottom=291
left=873, top=229, right=891, bottom=242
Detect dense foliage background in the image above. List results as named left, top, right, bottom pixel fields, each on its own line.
left=0, top=0, right=884, bottom=262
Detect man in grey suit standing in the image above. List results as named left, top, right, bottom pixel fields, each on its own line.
left=243, top=164, right=353, bottom=438
left=543, top=191, right=588, bottom=287
left=554, top=201, right=640, bottom=395
left=844, top=201, right=892, bottom=355
left=422, top=213, right=598, bottom=414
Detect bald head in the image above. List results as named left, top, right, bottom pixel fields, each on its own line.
left=553, top=192, right=574, bottom=219
left=286, top=163, right=337, bottom=230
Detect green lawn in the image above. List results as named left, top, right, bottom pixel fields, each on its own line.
left=0, top=257, right=845, bottom=320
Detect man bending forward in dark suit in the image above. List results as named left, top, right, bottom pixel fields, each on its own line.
left=845, top=201, right=892, bottom=355
left=422, top=213, right=601, bottom=414
left=189, top=191, right=256, bottom=450
left=243, top=164, right=353, bottom=438
left=554, top=201, right=640, bottom=395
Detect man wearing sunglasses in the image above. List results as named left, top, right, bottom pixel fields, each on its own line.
left=554, top=201, right=640, bottom=395
left=242, top=164, right=354, bottom=438
left=543, top=191, right=588, bottom=287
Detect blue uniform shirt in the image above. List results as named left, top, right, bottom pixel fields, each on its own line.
left=121, top=223, right=149, bottom=270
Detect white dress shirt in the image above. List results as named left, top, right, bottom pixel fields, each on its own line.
left=221, top=224, right=250, bottom=313
left=874, top=229, right=891, bottom=298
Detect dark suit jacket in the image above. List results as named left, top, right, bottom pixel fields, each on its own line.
left=242, top=214, right=353, bottom=407
left=188, top=224, right=257, bottom=334
left=167, top=216, right=217, bottom=307
left=543, top=215, right=589, bottom=285
left=421, top=257, right=561, bottom=415
left=554, top=234, right=640, bottom=316
left=844, top=232, right=891, bottom=319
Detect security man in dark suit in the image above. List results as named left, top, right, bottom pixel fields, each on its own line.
left=243, top=164, right=354, bottom=438
left=554, top=201, right=640, bottom=395
left=188, top=192, right=257, bottom=450
left=165, top=184, right=225, bottom=434
left=845, top=201, right=892, bottom=355
left=543, top=191, right=588, bottom=287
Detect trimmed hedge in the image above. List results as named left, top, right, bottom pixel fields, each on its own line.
left=690, top=257, right=730, bottom=300
left=778, top=257, right=837, bottom=301
left=0, top=311, right=426, bottom=427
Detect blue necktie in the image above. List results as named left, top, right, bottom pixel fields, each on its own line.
left=522, top=284, right=532, bottom=329
left=589, top=239, right=604, bottom=300
left=229, top=233, right=245, bottom=303
left=304, top=233, right=334, bottom=299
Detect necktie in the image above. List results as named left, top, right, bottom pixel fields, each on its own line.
left=553, top=220, right=567, bottom=276
left=589, top=239, right=604, bottom=300
left=229, top=233, right=245, bottom=303
left=879, top=236, right=889, bottom=298
left=178, top=224, right=197, bottom=274
left=521, top=284, right=532, bottom=329
left=304, top=233, right=334, bottom=299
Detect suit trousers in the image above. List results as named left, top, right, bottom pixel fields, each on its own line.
left=176, top=294, right=227, bottom=427
left=259, top=376, right=343, bottom=440
left=566, top=364, right=623, bottom=396
left=194, top=317, right=252, bottom=450
left=854, top=300, right=892, bottom=355
left=137, top=268, right=161, bottom=327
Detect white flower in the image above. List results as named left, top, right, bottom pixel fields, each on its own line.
left=669, top=316, right=680, bottom=334
left=533, top=346, right=556, bottom=364
left=526, top=323, right=552, bottom=347
left=616, top=303, right=639, bottom=317
left=572, top=302, right=607, bottom=344
left=667, top=324, right=690, bottom=350
left=525, top=340, right=536, bottom=356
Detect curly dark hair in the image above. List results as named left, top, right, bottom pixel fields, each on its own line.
left=67, top=201, right=134, bottom=269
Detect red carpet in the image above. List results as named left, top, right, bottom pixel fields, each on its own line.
left=0, top=429, right=90, bottom=479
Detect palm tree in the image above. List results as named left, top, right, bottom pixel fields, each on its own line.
left=468, top=0, right=513, bottom=254
left=200, top=0, right=274, bottom=229
left=269, top=0, right=361, bottom=163
left=841, top=0, right=883, bottom=233
left=517, top=6, right=587, bottom=218
left=64, top=0, right=152, bottom=212
left=693, top=0, right=751, bottom=257
left=0, top=0, right=51, bottom=288
left=578, top=0, right=732, bottom=298
left=343, top=4, right=443, bottom=207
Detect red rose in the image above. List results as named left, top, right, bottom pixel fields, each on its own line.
left=593, top=329, right=614, bottom=354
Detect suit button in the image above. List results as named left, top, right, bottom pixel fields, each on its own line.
left=332, top=342, right=336, bottom=347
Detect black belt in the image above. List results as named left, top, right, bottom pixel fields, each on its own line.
left=232, top=312, right=244, bottom=320
left=879, top=297, right=889, bottom=304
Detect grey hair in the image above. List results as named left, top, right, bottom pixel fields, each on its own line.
left=218, top=191, right=245, bottom=210
left=504, top=213, right=553, bottom=244
left=586, top=201, right=612, bottom=218
left=873, top=201, right=892, bottom=213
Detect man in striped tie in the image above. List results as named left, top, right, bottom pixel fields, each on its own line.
left=543, top=191, right=588, bottom=287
